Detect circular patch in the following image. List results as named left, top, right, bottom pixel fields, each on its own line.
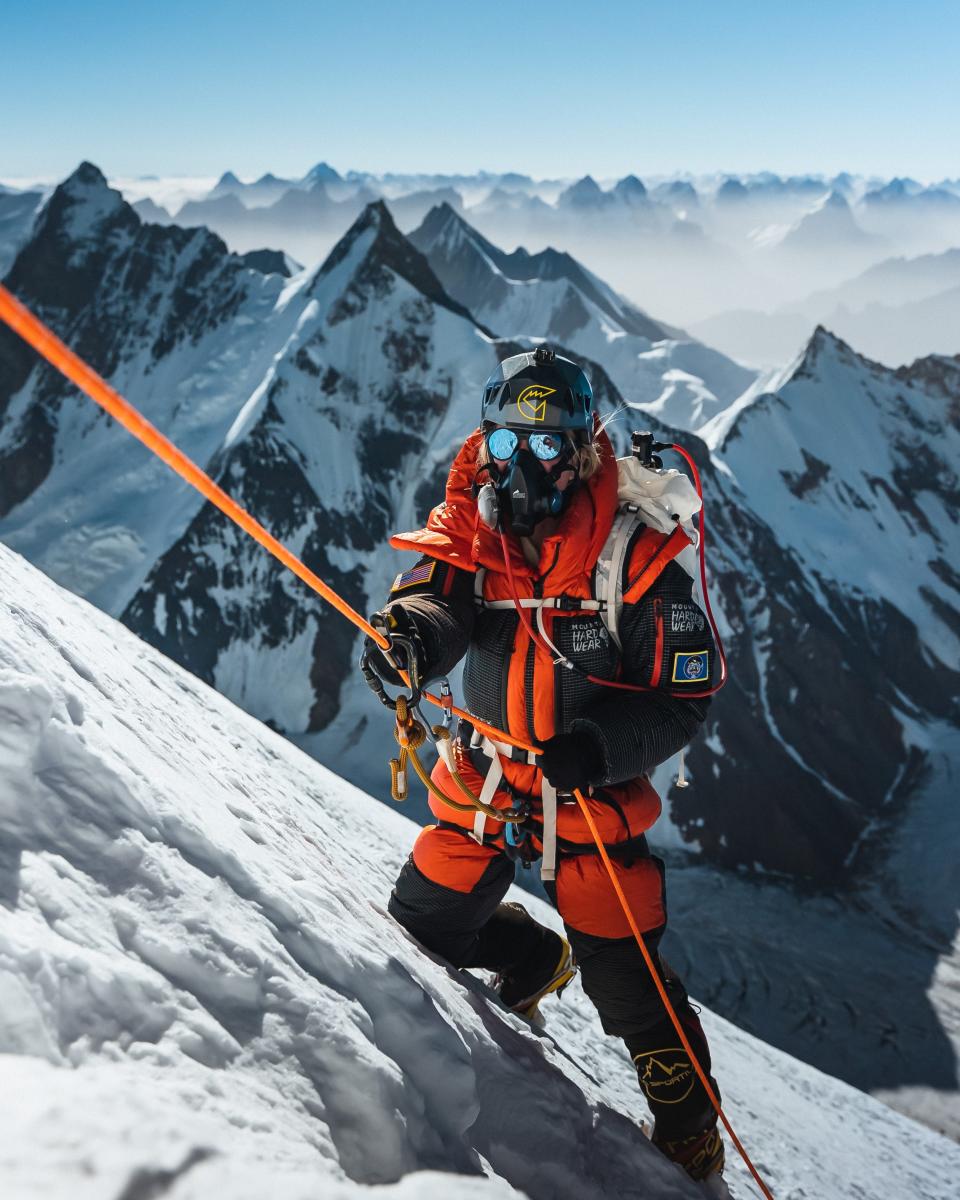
left=635, top=1047, right=696, bottom=1105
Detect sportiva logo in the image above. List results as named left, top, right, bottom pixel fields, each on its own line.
left=635, top=1048, right=695, bottom=1104
left=516, top=384, right=556, bottom=422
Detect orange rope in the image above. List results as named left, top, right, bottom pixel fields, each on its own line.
left=0, top=281, right=773, bottom=1197
left=0, top=284, right=389, bottom=649
left=573, top=788, right=774, bottom=1198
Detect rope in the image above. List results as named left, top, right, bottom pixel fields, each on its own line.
left=391, top=697, right=523, bottom=822
left=0, top=282, right=774, bottom=1198
left=573, top=788, right=774, bottom=1199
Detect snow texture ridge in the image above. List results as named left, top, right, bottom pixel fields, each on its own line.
left=2, top=540, right=960, bottom=1199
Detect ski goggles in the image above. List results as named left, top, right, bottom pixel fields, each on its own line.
left=485, top=427, right=566, bottom=462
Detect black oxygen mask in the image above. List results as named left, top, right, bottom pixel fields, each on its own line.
left=502, top=447, right=567, bottom=536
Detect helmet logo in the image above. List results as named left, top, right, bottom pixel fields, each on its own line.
left=516, top=385, right=556, bottom=422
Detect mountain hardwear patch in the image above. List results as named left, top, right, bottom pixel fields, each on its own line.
left=670, top=601, right=706, bottom=633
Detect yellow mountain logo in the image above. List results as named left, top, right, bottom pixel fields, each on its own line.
left=516, top=384, right=556, bottom=422
left=635, top=1048, right=695, bottom=1104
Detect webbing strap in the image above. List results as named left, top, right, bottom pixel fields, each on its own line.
left=535, top=602, right=571, bottom=668
left=601, top=508, right=642, bottom=650
left=540, top=781, right=558, bottom=882
left=482, top=596, right=604, bottom=612
left=478, top=733, right=538, bottom=767
left=472, top=748, right=503, bottom=843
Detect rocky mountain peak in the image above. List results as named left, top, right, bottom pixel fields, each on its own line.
left=303, top=161, right=342, bottom=186
left=39, top=161, right=128, bottom=241
left=613, top=174, right=648, bottom=203
left=313, top=200, right=485, bottom=330
left=822, top=189, right=851, bottom=210
left=4, top=162, right=139, bottom=318
left=412, top=200, right=467, bottom=243
left=794, top=323, right=865, bottom=376
left=558, top=175, right=607, bottom=207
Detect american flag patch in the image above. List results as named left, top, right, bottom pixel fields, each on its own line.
left=391, top=560, right=437, bottom=592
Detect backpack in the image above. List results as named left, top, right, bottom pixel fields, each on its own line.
left=594, top=455, right=702, bottom=649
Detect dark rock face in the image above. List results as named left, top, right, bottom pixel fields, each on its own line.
left=0, top=164, right=264, bottom=515
left=239, top=248, right=294, bottom=277
left=118, top=203, right=488, bottom=735
left=319, top=201, right=482, bottom=330
left=122, top=398, right=366, bottom=733
left=672, top=333, right=960, bottom=880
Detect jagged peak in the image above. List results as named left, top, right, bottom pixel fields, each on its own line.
left=613, top=174, right=647, bottom=197
left=802, top=324, right=856, bottom=360
left=59, top=161, right=112, bottom=196
left=214, top=170, right=241, bottom=188
left=414, top=199, right=464, bottom=236
left=35, top=162, right=128, bottom=242
left=313, top=200, right=491, bottom=333
left=303, top=160, right=342, bottom=185
left=559, top=175, right=607, bottom=205
left=788, top=324, right=891, bottom=383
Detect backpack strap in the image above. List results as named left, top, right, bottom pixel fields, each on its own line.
left=594, top=508, right=693, bottom=648
left=594, top=505, right=646, bottom=650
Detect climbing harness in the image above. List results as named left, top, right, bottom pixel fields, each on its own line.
left=0, top=281, right=775, bottom=1200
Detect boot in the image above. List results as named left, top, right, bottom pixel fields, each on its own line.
left=491, top=904, right=576, bottom=1021
left=652, top=1114, right=725, bottom=1182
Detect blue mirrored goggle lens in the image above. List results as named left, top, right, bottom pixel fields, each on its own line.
left=486, top=428, right=565, bottom=462
left=486, top=428, right=518, bottom=460
left=528, top=432, right=563, bottom=461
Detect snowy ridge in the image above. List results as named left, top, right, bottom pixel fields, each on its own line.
left=408, top=203, right=756, bottom=430
left=3, top=540, right=960, bottom=1199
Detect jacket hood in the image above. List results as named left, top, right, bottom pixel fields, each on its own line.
left=391, top=419, right=620, bottom=576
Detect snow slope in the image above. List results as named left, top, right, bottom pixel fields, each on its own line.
left=3, top=535, right=960, bottom=1199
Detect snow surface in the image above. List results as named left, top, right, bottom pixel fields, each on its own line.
left=2, top=547, right=960, bottom=1200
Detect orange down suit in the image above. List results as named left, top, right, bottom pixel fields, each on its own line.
left=386, top=426, right=716, bottom=941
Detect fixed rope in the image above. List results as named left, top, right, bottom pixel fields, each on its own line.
left=0, top=281, right=774, bottom=1198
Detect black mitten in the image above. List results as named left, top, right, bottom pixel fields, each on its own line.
left=537, top=731, right=604, bottom=792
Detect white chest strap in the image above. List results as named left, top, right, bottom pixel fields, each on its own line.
left=472, top=506, right=644, bottom=650
left=471, top=733, right=558, bottom=883
left=539, top=781, right=558, bottom=882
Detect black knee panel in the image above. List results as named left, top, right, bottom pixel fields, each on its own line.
left=566, top=925, right=668, bottom=1036
left=388, top=853, right=514, bottom=967
left=625, top=1001, right=719, bottom=1139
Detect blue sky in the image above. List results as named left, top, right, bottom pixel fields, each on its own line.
left=3, top=0, right=958, bottom=181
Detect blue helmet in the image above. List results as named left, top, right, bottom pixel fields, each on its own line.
left=481, top=346, right=594, bottom=439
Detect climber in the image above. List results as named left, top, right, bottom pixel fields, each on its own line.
left=363, top=346, right=725, bottom=1184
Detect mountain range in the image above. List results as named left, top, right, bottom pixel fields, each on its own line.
left=692, top=245, right=960, bottom=367
left=0, top=162, right=958, bottom=1131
